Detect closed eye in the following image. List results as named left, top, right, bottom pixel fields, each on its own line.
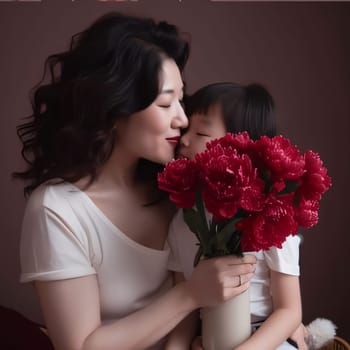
left=196, top=133, right=210, bottom=137
left=158, top=105, right=171, bottom=108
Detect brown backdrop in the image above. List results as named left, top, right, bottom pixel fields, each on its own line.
left=1, top=0, right=349, bottom=339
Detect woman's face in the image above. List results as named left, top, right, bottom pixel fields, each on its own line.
left=177, top=105, right=226, bottom=160
left=117, top=58, right=188, bottom=165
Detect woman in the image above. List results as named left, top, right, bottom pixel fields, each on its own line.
left=14, top=13, right=256, bottom=350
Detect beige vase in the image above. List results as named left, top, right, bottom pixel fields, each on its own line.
left=201, top=289, right=251, bottom=350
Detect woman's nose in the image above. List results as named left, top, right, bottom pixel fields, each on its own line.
left=172, top=103, right=188, bottom=129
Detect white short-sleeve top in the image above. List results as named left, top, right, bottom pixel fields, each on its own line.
left=20, top=181, right=172, bottom=338
left=167, top=210, right=301, bottom=323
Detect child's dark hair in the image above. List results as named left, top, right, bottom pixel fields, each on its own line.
left=13, top=12, right=190, bottom=196
left=185, top=82, right=276, bottom=140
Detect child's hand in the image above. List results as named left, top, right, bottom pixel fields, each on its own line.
left=185, top=255, right=256, bottom=308
left=290, top=323, right=309, bottom=350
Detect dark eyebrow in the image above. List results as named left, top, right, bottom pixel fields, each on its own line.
left=160, top=86, right=184, bottom=95
left=160, top=89, right=174, bottom=94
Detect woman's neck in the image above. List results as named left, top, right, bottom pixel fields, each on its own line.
left=97, top=148, right=140, bottom=189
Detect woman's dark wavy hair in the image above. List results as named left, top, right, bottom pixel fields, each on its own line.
left=185, top=82, right=276, bottom=140
left=13, top=12, right=190, bottom=196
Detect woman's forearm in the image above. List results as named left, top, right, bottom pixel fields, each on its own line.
left=84, top=255, right=255, bottom=350
left=165, top=272, right=200, bottom=350
left=164, top=310, right=199, bottom=350
left=83, top=282, right=197, bottom=350
left=37, top=277, right=198, bottom=350
left=37, top=256, right=256, bottom=350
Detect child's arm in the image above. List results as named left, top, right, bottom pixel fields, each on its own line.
left=165, top=272, right=200, bottom=350
left=235, top=270, right=302, bottom=350
left=290, top=323, right=308, bottom=350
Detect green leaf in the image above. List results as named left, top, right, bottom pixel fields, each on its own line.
left=183, top=208, right=200, bottom=237
left=183, top=207, right=210, bottom=254
left=195, top=192, right=209, bottom=233
left=216, top=217, right=241, bottom=251
left=193, top=245, right=203, bottom=267
left=227, top=231, right=243, bottom=257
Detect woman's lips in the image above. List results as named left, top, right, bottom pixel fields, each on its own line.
left=166, top=136, right=180, bottom=147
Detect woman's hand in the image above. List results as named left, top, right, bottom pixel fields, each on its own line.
left=185, top=254, right=256, bottom=309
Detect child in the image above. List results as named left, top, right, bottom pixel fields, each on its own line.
left=166, top=82, right=303, bottom=350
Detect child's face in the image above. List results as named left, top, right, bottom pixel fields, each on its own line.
left=177, top=105, right=226, bottom=160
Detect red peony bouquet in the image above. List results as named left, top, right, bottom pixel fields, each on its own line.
left=158, top=132, right=331, bottom=266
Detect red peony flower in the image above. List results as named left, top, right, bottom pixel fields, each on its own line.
left=294, top=198, right=319, bottom=228
left=157, top=132, right=331, bottom=260
left=157, top=158, right=200, bottom=208
left=195, top=143, right=264, bottom=221
left=238, top=194, right=298, bottom=252
left=254, top=135, right=305, bottom=188
left=206, top=132, right=254, bottom=155
left=297, top=150, right=332, bottom=201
